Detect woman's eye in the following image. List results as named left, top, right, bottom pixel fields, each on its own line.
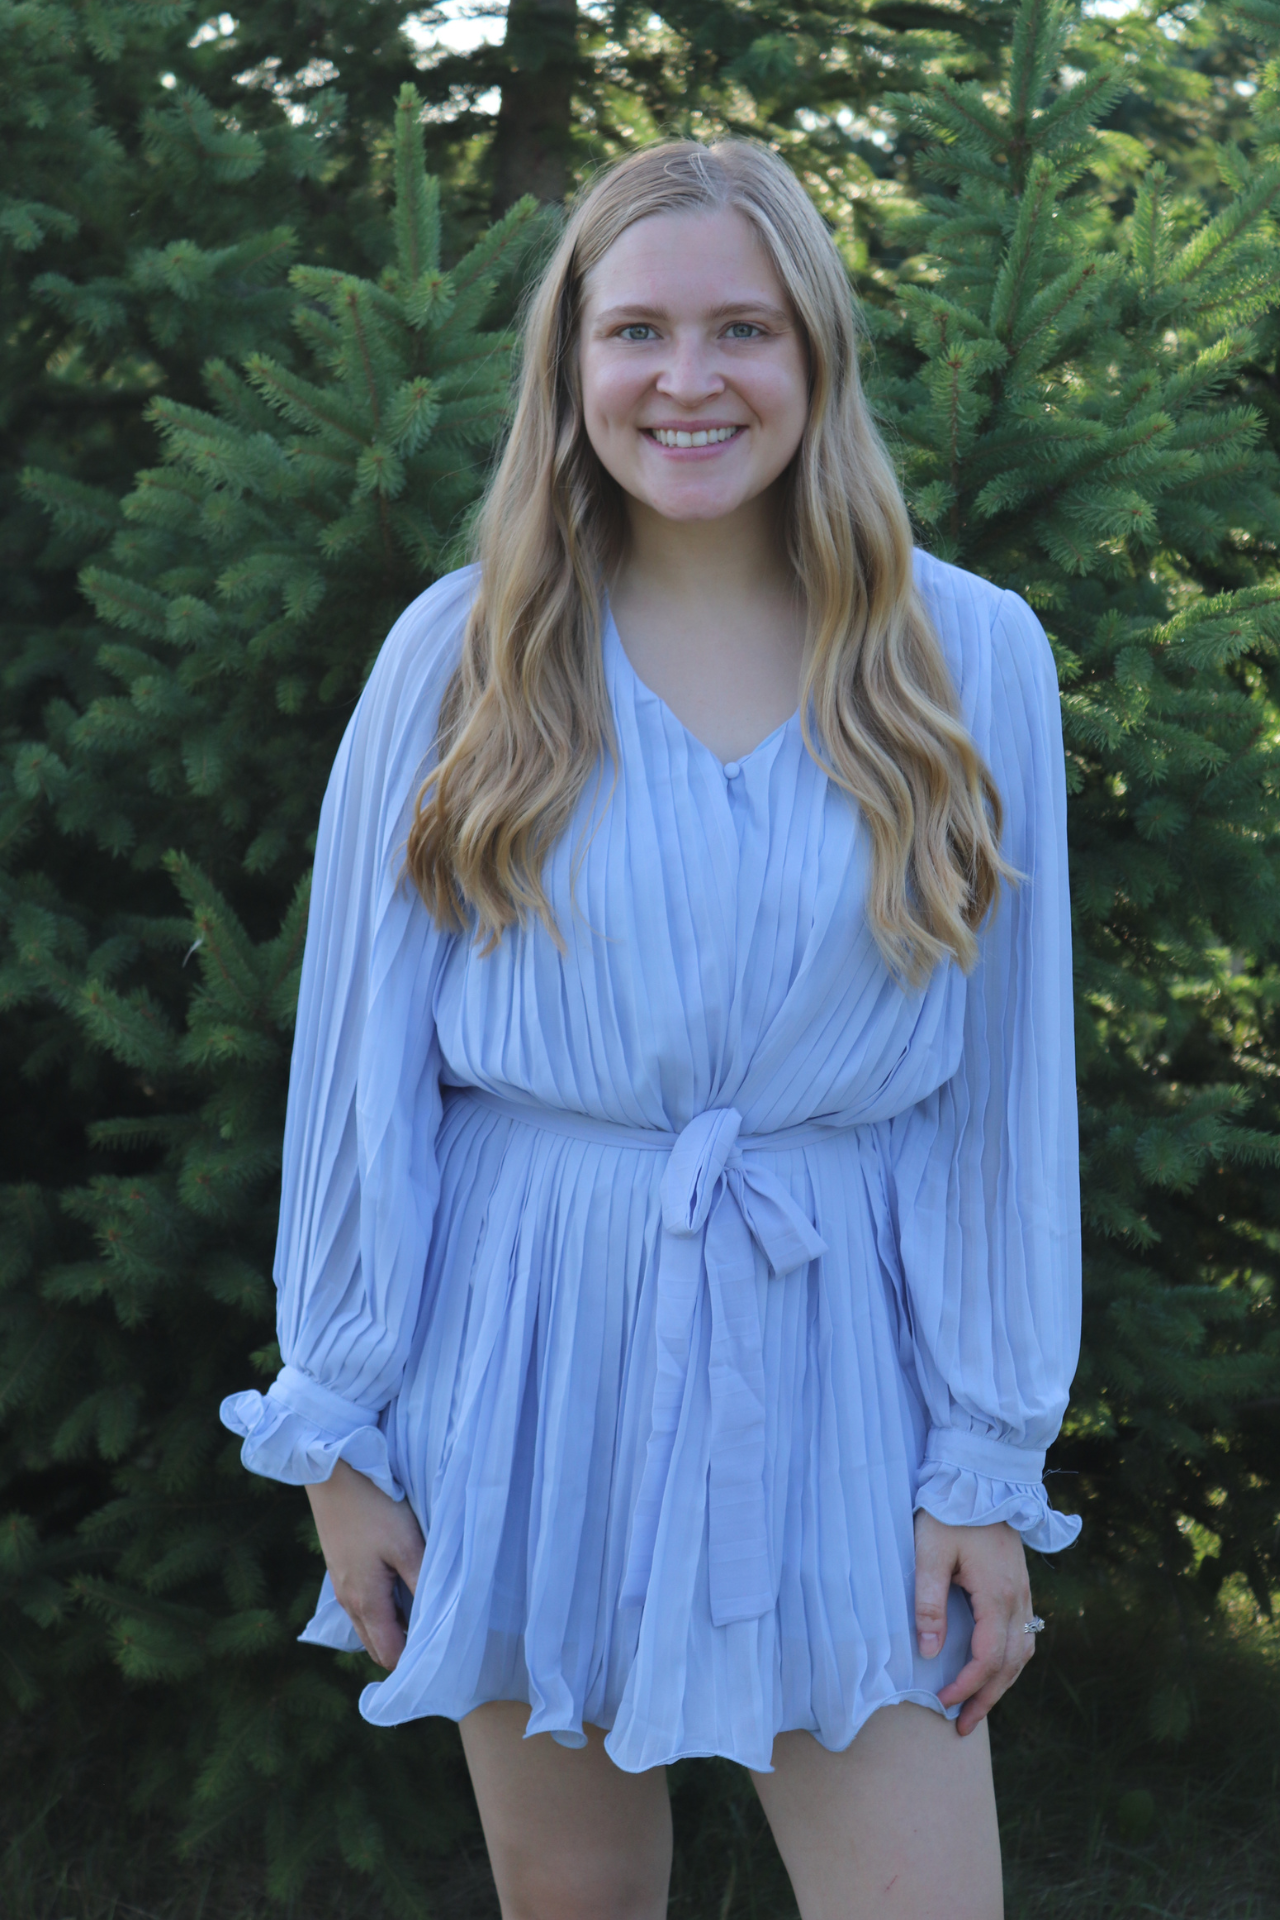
left=725, top=322, right=764, bottom=340
left=618, top=324, right=657, bottom=341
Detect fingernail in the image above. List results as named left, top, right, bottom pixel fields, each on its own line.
left=919, top=1632, right=940, bottom=1656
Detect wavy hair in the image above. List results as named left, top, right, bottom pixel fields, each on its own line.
left=405, top=139, right=1012, bottom=984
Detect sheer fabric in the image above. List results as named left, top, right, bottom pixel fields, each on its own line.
left=222, top=551, right=1081, bottom=1773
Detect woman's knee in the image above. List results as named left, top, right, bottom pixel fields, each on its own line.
left=460, top=1706, right=672, bottom=1920
left=493, top=1850, right=668, bottom=1920
left=487, top=1790, right=672, bottom=1920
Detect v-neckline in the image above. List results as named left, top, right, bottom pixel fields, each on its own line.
left=602, top=604, right=802, bottom=773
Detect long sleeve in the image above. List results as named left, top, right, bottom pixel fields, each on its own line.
left=886, top=585, right=1082, bottom=1553
left=219, top=568, right=475, bottom=1501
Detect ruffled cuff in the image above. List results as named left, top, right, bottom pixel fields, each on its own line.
left=914, top=1428, right=1082, bottom=1555
left=219, top=1364, right=403, bottom=1502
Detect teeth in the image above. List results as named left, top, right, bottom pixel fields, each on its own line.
left=649, top=426, right=739, bottom=448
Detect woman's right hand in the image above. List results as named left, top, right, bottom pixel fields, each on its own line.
left=305, top=1458, right=426, bottom=1669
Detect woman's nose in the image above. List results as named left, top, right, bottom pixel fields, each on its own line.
left=655, top=335, right=725, bottom=403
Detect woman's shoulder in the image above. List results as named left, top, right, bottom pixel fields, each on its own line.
left=364, top=563, right=480, bottom=710
left=337, top=564, right=480, bottom=811
left=352, top=563, right=478, bottom=742
left=910, top=547, right=1057, bottom=728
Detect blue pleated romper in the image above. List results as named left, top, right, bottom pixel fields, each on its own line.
left=222, top=547, right=1082, bottom=1774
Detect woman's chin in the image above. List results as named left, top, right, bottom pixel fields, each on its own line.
left=637, top=482, right=767, bottom=526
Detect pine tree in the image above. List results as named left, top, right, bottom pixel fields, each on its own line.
left=0, top=0, right=417, bottom=1215
left=1, top=0, right=485, bottom=762
left=1, top=11, right=526, bottom=1529
left=3, top=83, right=544, bottom=1902
left=403, top=0, right=1027, bottom=230
left=6, top=0, right=1280, bottom=1900
left=866, top=0, right=1280, bottom=1657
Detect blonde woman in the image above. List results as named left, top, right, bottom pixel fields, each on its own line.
left=223, top=140, right=1081, bottom=1920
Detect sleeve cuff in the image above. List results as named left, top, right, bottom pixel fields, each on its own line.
left=219, top=1364, right=403, bottom=1502
left=914, top=1428, right=1082, bottom=1554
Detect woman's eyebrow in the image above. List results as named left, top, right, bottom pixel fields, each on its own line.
left=591, top=299, right=793, bottom=328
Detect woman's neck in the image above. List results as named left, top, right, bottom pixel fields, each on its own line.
left=606, top=486, right=809, bottom=765
left=615, top=489, right=794, bottom=610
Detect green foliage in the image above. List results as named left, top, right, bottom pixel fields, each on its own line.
left=866, top=0, right=1280, bottom=1610
left=1, top=0, right=444, bottom=891
left=415, top=0, right=1025, bottom=236
left=2, top=79, right=543, bottom=1902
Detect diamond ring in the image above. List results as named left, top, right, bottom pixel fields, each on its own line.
left=1023, top=1615, right=1045, bottom=1634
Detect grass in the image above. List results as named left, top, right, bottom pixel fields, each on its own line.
left=3, top=1586, right=1277, bottom=1920
left=993, top=1585, right=1280, bottom=1920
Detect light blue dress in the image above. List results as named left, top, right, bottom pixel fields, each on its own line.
left=221, top=549, right=1082, bottom=1775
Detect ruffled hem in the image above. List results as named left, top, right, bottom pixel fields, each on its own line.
left=289, top=1555, right=975, bottom=1771
left=356, top=1651, right=967, bottom=1775
left=345, top=1534, right=980, bottom=1774
left=380, top=1687, right=960, bottom=1768
left=913, top=1460, right=1081, bottom=1554
left=219, top=1370, right=403, bottom=1503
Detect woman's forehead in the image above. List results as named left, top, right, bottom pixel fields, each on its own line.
left=581, top=207, right=788, bottom=317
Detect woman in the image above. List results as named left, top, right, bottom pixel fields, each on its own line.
left=222, top=139, right=1081, bottom=1919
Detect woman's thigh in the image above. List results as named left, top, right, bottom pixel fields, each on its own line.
left=458, top=1701, right=673, bottom=1920
left=750, top=1703, right=1002, bottom=1920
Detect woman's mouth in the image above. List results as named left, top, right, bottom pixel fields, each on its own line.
left=644, top=425, right=743, bottom=449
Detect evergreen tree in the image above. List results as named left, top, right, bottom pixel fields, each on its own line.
left=489, top=0, right=580, bottom=209
left=3, top=83, right=543, bottom=1901
left=1, top=0, right=489, bottom=757
left=866, top=0, right=1280, bottom=1653
left=5, top=0, right=1280, bottom=1902
left=0, top=0, right=486, bottom=1362
left=407, top=0, right=1024, bottom=224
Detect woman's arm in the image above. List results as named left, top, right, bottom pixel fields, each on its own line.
left=888, top=583, right=1082, bottom=1718
left=220, top=571, right=475, bottom=1511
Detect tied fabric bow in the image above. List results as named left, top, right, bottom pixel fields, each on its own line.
left=620, top=1107, right=827, bottom=1627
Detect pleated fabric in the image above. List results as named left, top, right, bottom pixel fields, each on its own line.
left=221, top=550, right=1082, bottom=1774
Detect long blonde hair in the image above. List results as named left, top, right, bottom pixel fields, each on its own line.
left=406, top=140, right=1010, bottom=984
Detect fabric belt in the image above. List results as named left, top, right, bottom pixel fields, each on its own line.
left=446, top=1085, right=846, bottom=1628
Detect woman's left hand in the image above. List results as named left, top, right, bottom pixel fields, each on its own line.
left=913, top=1509, right=1036, bottom=1736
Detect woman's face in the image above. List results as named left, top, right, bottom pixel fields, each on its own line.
left=578, top=208, right=810, bottom=527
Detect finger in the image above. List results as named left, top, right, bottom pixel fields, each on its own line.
left=956, top=1642, right=1033, bottom=1736
left=340, top=1578, right=407, bottom=1670
left=937, top=1645, right=1004, bottom=1710
left=943, top=1561, right=1030, bottom=1693
left=936, top=1583, right=1011, bottom=1706
left=945, top=1623, right=1035, bottom=1731
left=394, top=1530, right=425, bottom=1598
left=955, top=1679, right=1004, bottom=1737
left=913, top=1530, right=956, bottom=1661
left=359, top=1605, right=408, bottom=1671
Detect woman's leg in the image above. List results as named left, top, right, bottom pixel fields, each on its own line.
left=459, top=1701, right=673, bottom=1920
left=750, top=1703, right=1003, bottom=1920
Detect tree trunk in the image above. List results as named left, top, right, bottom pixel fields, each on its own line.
left=489, top=0, right=578, bottom=214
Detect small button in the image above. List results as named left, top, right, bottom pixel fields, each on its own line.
left=723, top=760, right=742, bottom=779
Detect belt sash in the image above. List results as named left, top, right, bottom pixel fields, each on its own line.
left=449, top=1087, right=837, bottom=1627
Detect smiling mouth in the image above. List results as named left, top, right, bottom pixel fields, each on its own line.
left=644, top=426, right=743, bottom=449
